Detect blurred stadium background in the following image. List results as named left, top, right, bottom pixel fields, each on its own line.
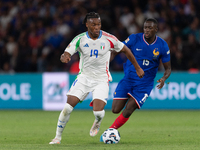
left=0, top=0, right=200, bottom=110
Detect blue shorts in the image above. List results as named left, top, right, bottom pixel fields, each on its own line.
left=113, top=78, right=153, bottom=109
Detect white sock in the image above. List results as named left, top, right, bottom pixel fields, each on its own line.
left=55, top=103, right=73, bottom=140
left=93, top=110, right=105, bottom=124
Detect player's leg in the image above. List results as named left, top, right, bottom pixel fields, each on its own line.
left=110, top=87, right=150, bottom=130
left=110, top=97, right=138, bottom=129
left=111, top=78, right=129, bottom=114
left=109, top=78, right=130, bottom=128
left=50, top=76, right=87, bottom=144
left=90, top=82, right=108, bottom=136
left=55, top=96, right=80, bottom=139
left=122, top=97, right=139, bottom=117
left=49, top=95, right=80, bottom=144
left=112, top=98, right=128, bottom=114
left=90, top=99, right=106, bottom=136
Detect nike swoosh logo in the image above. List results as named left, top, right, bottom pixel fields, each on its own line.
left=136, top=48, right=142, bottom=51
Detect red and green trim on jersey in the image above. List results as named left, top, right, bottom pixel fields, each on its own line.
left=102, top=31, right=118, bottom=41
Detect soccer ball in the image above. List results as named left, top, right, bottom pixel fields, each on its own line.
left=102, top=128, right=120, bottom=144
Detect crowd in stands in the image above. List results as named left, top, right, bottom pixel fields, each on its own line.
left=0, top=0, right=200, bottom=73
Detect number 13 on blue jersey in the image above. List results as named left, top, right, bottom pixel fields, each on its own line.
left=90, top=49, right=98, bottom=58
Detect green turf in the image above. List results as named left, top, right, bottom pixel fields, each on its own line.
left=0, top=110, right=200, bottom=150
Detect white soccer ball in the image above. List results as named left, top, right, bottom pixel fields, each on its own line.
left=102, top=128, right=120, bottom=144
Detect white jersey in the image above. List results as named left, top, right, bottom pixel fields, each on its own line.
left=65, top=30, right=124, bottom=82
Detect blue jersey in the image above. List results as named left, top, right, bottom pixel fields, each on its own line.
left=113, top=33, right=170, bottom=108
left=123, top=33, right=170, bottom=84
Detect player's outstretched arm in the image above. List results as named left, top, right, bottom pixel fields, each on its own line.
left=60, top=51, right=71, bottom=63
left=121, top=45, right=144, bottom=78
left=157, top=61, right=171, bottom=89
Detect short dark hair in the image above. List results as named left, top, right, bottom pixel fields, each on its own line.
left=83, top=12, right=100, bottom=24
left=145, top=18, right=158, bottom=25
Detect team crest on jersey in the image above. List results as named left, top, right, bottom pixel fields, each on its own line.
left=125, top=38, right=129, bottom=43
left=67, top=44, right=71, bottom=48
left=153, top=48, right=159, bottom=57
left=100, top=43, right=105, bottom=50
left=153, top=48, right=159, bottom=60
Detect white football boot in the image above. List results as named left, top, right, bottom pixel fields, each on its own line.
left=90, top=119, right=101, bottom=137
left=49, top=138, right=61, bottom=144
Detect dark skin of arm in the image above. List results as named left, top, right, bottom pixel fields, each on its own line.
left=157, top=61, right=171, bottom=89
left=114, top=45, right=144, bottom=78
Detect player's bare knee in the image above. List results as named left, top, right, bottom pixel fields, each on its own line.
left=112, top=107, right=120, bottom=114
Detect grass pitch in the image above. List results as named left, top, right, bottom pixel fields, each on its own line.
left=0, top=110, right=200, bottom=150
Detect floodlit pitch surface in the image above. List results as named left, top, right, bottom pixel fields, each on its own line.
left=0, top=110, right=199, bottom=150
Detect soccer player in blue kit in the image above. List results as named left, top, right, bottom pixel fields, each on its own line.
left=104, top=18, right=171, bottom=131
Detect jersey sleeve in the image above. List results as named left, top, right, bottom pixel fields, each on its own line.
left=123, top=34, right=136, bottom=49
left=112, top=39, right=124, bottom=52
left=64, top=36, right=81, bottom=56
left=103, top=31, right=124, bottom=52
left=161, top=41, right=170, bottom=63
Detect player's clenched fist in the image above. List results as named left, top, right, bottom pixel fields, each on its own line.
left=60, top=52, right=71, bottom=63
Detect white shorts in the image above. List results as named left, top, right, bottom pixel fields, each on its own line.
left=67, top=74, right=109, bottom=105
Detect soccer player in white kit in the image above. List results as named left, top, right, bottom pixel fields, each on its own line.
left=49, top=12, right=144, bottom=144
